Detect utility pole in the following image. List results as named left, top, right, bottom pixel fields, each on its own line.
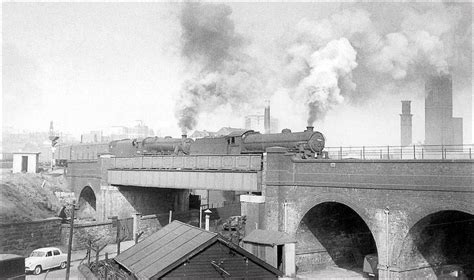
left=66, top=202, right=78, bottom=280
left=109, top=216, right=122, bottom=254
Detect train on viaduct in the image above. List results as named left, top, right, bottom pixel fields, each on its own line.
left=56, top=126, right=474, bottom=279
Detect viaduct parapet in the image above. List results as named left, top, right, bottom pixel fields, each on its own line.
left=67, top=150, right=473, bottom=279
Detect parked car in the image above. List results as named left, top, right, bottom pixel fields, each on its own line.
left=436, top=264, right=468, bottom=280
left=363, top=253, right=378, bottom=279
left=25, top=247, right=67, bottom=275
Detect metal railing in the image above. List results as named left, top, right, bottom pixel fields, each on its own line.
left=325, top=144, right=474, bottom=160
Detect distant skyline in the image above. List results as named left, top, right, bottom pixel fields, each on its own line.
left=2, top=2, right=472, bottom=146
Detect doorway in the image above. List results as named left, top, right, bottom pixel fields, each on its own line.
left=21, top=156, right=28, bottom=172
left=277, top=244, right=284, bottom=271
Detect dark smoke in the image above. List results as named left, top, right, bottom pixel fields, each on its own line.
left=180, top=3, right=243, bottom=71
left=176, top=3, right=267, bottom=133
left=178, top=106, right=198, bottom=133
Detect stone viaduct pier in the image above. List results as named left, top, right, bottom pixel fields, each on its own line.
left=67, top=148, right=473, bottom=279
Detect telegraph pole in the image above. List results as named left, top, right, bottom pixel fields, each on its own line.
left=66, top=201, right=77, bottom=280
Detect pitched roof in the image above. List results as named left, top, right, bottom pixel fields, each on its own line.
left=243, top=229, right=297, bottom=245
left=115, top=221, right=217, bottom=280
left=115, top=221, right=283, bottom=279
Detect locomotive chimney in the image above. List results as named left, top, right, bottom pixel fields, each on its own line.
left=306, top=126, right=314, bottom=132
left=264, top=100, right=270, bottom=134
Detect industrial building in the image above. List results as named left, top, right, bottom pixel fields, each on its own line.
left=244, top=102, right=279, bottom=134
left=425, top=74, right=463, bottom=146
left=81, top=121, right=155, bottom=143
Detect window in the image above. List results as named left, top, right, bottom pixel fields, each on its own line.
left=46, top=251, right=52, bottom=257
left=53, top=250, right=60, bottom=256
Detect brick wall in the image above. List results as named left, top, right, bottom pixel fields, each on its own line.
left=60, top=219, right=135, bottom=250
left=263, top=151, right=474, bottom=279
left=0, top=218, right=62, bottom=255
left=138, top=210, right=200, bottom=240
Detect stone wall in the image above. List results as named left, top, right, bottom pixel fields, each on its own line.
left=59, top=210, right=200, bottom=250
left=61, top=221, right=118, bottom=250
left=0, top=218, right=62, bottom=255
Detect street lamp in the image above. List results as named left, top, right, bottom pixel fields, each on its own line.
left=204, top=209, right=212, bottom=231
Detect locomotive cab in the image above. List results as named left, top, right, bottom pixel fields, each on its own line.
left=225, top=130, right=256, bottom=155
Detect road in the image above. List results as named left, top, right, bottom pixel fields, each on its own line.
left=26, top=258, right=81, bottom=280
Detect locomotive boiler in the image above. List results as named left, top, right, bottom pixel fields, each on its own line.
left=241, top=126, right=325, bottom=156
left=109, top=135, right=194, bottom=157
left=142, top=135, right=194, bottom=155
left=190, top=126, right=325, bottom=158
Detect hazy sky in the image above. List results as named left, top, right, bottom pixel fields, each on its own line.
left=2, top=2, right=472, bottom=146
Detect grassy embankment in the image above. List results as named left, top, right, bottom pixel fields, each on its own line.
left=0, top=171, right=71, bottom=224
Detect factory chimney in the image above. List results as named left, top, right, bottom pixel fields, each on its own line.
left=264, top=100, right=270, bottom=134
left=400, top=101, right=412, bottom=147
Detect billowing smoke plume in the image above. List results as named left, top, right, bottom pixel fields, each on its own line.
left=281, top=5, right=469, bottom=125
left=174, top=3, right=470, bottom=133
left=291, top=38, right=357, bottom=125
left=176, top=3, right=267, bottom=133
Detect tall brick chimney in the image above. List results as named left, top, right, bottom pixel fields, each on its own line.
left=264, top=100, right=270, bottom=134
left=400, top=101, right=412, bottom=146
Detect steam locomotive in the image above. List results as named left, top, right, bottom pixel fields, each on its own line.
left=55, top=126, right=326, bottom=162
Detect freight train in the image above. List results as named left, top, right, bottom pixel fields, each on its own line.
left=54, top=126, right=326, bottom=163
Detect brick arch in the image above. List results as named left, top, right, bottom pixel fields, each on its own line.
left=293, top=192, right=380, bottom=272
left=295, top=192, right=377, bottom=238
left=391, top=202, right=474, bottom=266
left=407, top=201, right=474, bottom=230
left=77, top=185, right=97, bottom=220
left=73, top=180, right=100, bottom=200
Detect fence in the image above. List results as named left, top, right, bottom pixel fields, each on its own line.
left=325, top=144, right=473, bottom=160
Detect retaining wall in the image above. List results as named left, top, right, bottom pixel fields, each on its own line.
left=0, top=218, right=62, bottom=255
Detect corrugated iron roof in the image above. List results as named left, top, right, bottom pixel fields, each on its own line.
left=115, top=220, right=217, bottom=280
left=243, top=229, right=297, bottom=245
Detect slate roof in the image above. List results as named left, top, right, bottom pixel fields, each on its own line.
left=115, top=221, right=282, bottom=279
left=243, top=229, right=297, bottom=246
left=115, top=221, right=217, bottom=280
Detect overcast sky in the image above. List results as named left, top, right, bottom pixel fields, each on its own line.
left=2, top=1, right=472, bottom=146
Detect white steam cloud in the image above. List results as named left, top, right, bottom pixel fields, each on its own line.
left=278, top=5, right=468, bottom=126
left=291, top=38, right=358, bottom=125
left=174, top=3, right=470, bottom=135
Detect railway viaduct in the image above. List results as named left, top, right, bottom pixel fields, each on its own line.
left=67, top=148, right=473, bottom=279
